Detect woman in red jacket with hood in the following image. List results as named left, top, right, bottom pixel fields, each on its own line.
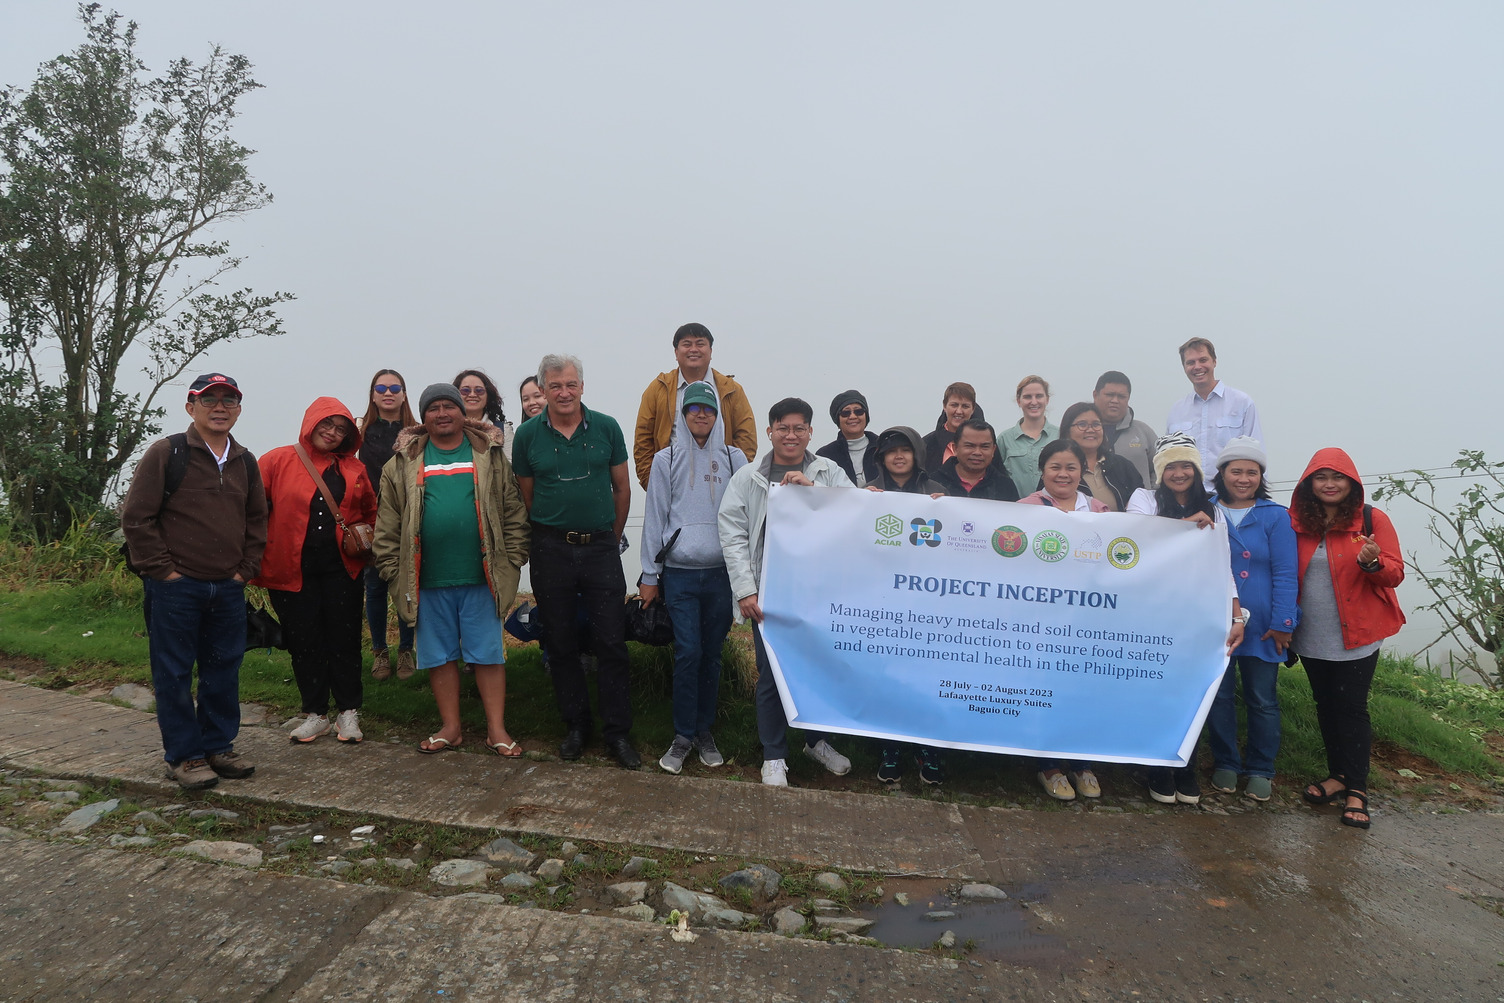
left=254, top=398, right=379, bottom=745
left=1289, top=447, right=1405, bottom=830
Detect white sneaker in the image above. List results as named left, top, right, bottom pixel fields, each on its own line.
left=761, top=759, right=789, bottom=787
left=803, top=739, right=851, bottom=776
left=289, top=713, right=330, bottom=743
left=335, top=709, right=363, bottom=743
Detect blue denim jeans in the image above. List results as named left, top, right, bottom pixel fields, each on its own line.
left=143, top=576, right=246, bottom=764
left=1207, top=656, right=1281, bottom=778
left=752, top=623, right=826, bottom=761
left=364, top=564, right=413, bottom=652
left=661, top=565, right=733, bottom=739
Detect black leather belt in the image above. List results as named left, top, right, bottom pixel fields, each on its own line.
left=534, top=524, right=612, bottom=545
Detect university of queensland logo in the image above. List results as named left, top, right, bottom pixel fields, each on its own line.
left=991, top=525, right=1027, bottom=557
left=875, top=514, right=903, bottom=539
left=909, top=518, right=942, bottom=548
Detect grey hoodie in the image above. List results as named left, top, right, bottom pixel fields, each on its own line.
left=639, top=411, right=748, bottom=585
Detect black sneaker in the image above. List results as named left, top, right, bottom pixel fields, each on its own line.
left=877, top=746, right=903, bottom=783
left=918, top=747, right=946, bottom=786
left=207, top=750, right=255, bottom=779
left=1174, top=769, right=1202, bottom=804
left=1147, top=767, right=1177, bottom=804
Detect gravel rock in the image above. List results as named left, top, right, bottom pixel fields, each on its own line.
left=937, top=930, right=957, bottom=949
left=174, top=840, right=263, bottom=868
left=958, top=882, right=1008, bottom=901
left=475, top=836, right=537, bottom=869
left=238, top=702, right=269, bottom=725
left=613, top=903, right=656, bottom=922
left=133, top=811, right=168, bottom=829
left=811, top=898, right=842, bottom=916
left=42, top=791, right=80, bottom=803
left=321, top=860, right=355, bottom=876
left=620, top=855, right=657, bottom=879
left=660, top=881, right=730, bottom=920
left=773, top=906, right=806, bottom=935
left=813, top=871, right=848, bottom=893
left=188, top=808, right=239, bottom=821
left=718, top=864, right=782, bottom=900
left=384, top=858, right=418, bottom=871
left=268, top=822, right=317, bottom=837
left=894, top=892, right=911, bottom=906
left=925, top=910, right=958, bottom=921
left=499, top=871, right=539, bottom=891
left=454, top=892, right=507, bottom=905
left=703, top=906, right=756, bottom=929
left=535, top=858, right=565, bottom=882
left=429, top=859, right=491, bottom=887
left=606, top=880, right=648, bottom=905
left=813, top=915, right=874, bottom=935
left=572, top=854, right=593, bottom=866
left=109, top=683, right=155, bottom=711
left=0, top=826, right=23, bottom=840
left=559, top=841, right=579, bottom=858
left=107, top=834, right=156, bottom=848
left=56, top=799, right=119, bottom=833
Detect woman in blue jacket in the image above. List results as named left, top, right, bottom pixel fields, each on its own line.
left=1208, top=437, right=1299, bottom=801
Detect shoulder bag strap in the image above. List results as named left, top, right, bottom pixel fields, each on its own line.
left=293, top=442, right=348, bottom=530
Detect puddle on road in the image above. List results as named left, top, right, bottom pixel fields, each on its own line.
left=860, top=878, right=1068, bottom=964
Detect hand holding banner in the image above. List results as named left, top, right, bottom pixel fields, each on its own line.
left=758, top=486, right=1234, bottom=766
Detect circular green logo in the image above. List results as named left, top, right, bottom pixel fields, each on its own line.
left=1033, top=529, right=1068, bottom=562
left=1108, top=536, right=1141, bottom=570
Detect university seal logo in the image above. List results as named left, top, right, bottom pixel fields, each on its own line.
left=909, top=518, right=942, bottom=548
left=1032, top=529, right=1068, bottom=563
left=1108, top=536, right=1141, bottom=570
left=991, top=526, right=1027, bottom=557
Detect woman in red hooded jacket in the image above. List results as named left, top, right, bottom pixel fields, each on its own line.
left=253, top=398, right=379, bottom=745
left=1289, top=447, right=1405, bottom=830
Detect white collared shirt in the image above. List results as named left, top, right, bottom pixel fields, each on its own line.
left=1166, top=381, right=1262, bottom=478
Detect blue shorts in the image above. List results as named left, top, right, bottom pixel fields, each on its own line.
left=415, top=584, right=507, bottom=670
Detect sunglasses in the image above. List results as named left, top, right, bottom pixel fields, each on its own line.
left=684, top=404, right=717, bottom=417
left=374, top=384, right=403, bottom=394
left=839, top=407, right=866, bottom=418
left=458, top=387, right=486, bottom=396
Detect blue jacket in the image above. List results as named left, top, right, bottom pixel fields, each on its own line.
left=1224, top=498, right=1300, bottom=662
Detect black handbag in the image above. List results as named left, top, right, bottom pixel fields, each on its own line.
left=245, top=602, right=285, bottom=652
left=624, top=594, right=674, bottom=646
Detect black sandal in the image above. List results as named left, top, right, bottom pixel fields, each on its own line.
left=1302, top=776, right=1346, bottom=805
left=1340, top=790, right=1371, bottom=830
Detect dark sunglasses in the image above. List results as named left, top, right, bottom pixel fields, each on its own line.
left=839, top=406, right=866, bottom=418
left=373, top=384, right=403, bottom=394
left=684, top=404, right=717, bottom=417
left=458, top=387, right=486, bottom=397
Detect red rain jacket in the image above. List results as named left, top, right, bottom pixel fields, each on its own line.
left=252, top=397, right=378, bottom=591
left=1290, top=447, right=1405, bottom=649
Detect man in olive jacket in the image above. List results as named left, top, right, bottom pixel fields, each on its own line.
left=633, top=322, right=757, bottom=488
left=373, top=383, right=530, bottom=755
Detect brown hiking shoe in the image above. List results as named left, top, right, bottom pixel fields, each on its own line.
left=396, top=649, right=416, bottom=680
left=371, top=649, right=392, bottom=681
left=165, top=758, right=219, bottom=790
left=207, top=750, right=255, bottom=779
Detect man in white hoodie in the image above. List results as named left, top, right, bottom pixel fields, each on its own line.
left=717, top=396, right=856, bottom=787
left=639, top=382, right=748, bottom=774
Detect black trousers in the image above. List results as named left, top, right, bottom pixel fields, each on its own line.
left=1303, top=651, right=1379, bottom=793
left=269, top=570, right=364, bottom=715
left=530, top=531, right=632, bottom=742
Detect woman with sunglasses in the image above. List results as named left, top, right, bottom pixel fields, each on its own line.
left=454, top=369, right=515, bottom=456
left=815, top=390, right=881, bottom=487
left=358, top=371, right=417, bottom=680
left=255, top=398, right=378, bottom=744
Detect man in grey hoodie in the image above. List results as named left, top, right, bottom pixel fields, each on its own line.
left=639, top=382, right=749, bottom=774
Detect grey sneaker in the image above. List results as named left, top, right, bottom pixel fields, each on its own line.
left=289, top=713, right=330, bottom=743
left=207, top=750, right=255, bottom=779
left=165, top=758, right=219, bottom=790
left=803, top=739, right=851, bottom=776
left=335, top=709, right=363, bottom=743
left=658, top=735, right=693, bottom=775
left=694, top=732, right=725, bottom=767
left=1244, top=776, right=1273, bottom=802
left=761, top=758, right=789, bottom=787
left=371, top=649, right=392, bottom=681
left=396, top=650, right=416, bottom=680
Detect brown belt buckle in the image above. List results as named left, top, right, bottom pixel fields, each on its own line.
left=564, top=531, right=591, bottom=545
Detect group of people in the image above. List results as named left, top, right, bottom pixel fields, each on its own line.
left=121, top=329, right=1404, bottom=831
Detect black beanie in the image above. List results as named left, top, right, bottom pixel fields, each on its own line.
left=829, top=390, right=869, bottom=425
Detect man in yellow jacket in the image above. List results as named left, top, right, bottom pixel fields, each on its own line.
left=633, top=322, right=757, bottom=488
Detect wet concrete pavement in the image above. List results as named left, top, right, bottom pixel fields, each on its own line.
left=1, top=679, right=1501, bottom=1000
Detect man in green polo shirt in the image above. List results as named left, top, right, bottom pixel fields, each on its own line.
left=511, top=353, right=639, bottom=768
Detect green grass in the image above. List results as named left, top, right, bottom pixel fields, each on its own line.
left=1, top=570, right=1501, bottom=795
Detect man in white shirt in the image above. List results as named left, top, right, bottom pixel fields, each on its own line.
left=1165, top=338, right=1262, bottom=482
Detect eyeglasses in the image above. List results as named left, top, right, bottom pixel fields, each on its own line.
left=1098, top=392, right=1129, bottom=401
left=315, top=418, right=349, bottom=433
left=684, top=404, right=717, bottom=416
left=374, top=384, right=403, bottom=395
left=458, top=387, right=486, bottom=397
left=1071, top=421, right=1104, bottom=431
left=771, top=424, right=810, bottom=436
left=839, top=407, right=866, bottom=418
left=195, top=396, right=241, bottom=409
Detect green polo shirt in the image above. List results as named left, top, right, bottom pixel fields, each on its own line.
left=511, top=404, right=627, bottom=530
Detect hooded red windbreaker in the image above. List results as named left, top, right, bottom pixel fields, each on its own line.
left=252, top=397, right=379, bottom=591
left=1289, top=447, right=1405, bottom=649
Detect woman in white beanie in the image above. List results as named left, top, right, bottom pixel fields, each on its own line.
left=1126, top=432, right=1245, bottom=804
left=1208, top=436, right=1299, bottom=802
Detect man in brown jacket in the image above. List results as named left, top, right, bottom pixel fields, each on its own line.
left=121, top=373, right=268, bottom=790
left=632, top=322, right=757, bottom=488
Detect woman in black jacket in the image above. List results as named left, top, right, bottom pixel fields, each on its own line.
left=815, top=390, right=881, bottom=487
left=357, top=369, right=416, bottom=681
left=1054, top=401, right=1142, bottom=511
